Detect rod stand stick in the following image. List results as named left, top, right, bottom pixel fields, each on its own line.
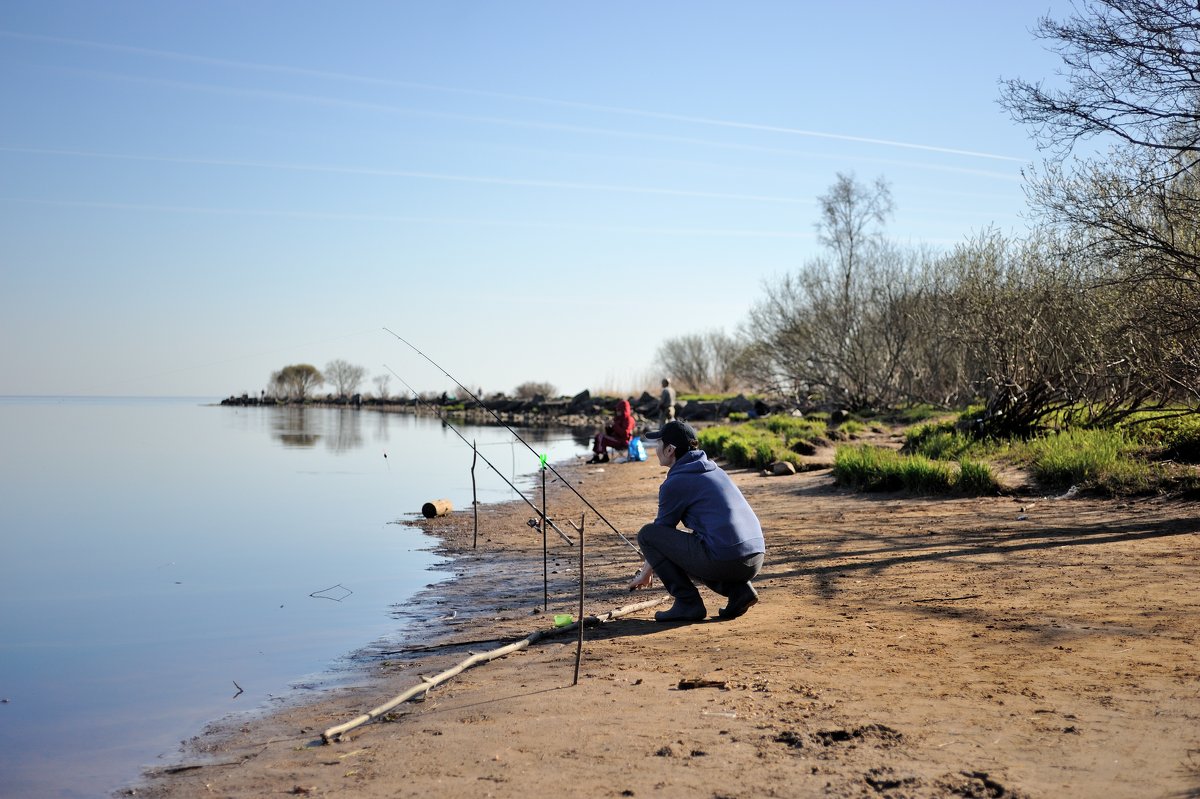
left=471, top=440, right=479, bottom=549
left=573, top=513, right=585, bottom=685
left=541, top=460, right=548, bottom=611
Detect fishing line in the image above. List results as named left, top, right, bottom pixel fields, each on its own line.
left=384, top=366, right=575, bottom=547
left=383, top=328, right=642, bottom=557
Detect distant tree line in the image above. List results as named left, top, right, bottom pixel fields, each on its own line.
left=656, top=0, right=1200, bottom=436
left=268, top=359, right=370, bottom=401
left=261, top=362, right=561, bottom=406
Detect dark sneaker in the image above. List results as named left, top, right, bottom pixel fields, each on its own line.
left=718, top=585, right=759, bottom=620
left=654, top=599, right=706, bottom=622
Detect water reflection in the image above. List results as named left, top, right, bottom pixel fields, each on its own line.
left=273, top=406, right=319, bottom=448
left=269, top=408, right=592, bottom=456
left=326, top=408, right=364, bottom=453
left=269, top=407, right=366, bottom=452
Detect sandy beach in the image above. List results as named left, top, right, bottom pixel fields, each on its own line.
left=134, top=452, right=1200, bottom=798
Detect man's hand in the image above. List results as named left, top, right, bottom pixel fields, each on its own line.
left=626, top=560, right=654, bottom=592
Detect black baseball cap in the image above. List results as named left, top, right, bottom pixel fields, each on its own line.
left=643, top=419, right=698, bottom=452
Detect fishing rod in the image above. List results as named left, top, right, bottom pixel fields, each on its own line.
left=383, top=328, right=641, bottom=557
left=384, top=366, right=575, bottom=547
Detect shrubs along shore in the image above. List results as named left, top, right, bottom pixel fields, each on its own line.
left=220, top=390, right=1200, bottom=498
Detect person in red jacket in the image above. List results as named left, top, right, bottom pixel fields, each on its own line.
left=587, top=399, right=635, bottom=463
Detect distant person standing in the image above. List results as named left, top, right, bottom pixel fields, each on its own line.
left=658, top=378, right=677, bottom=427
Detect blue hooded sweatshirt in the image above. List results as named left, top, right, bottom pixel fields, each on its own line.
left=654, top=449, right=765, bottom=560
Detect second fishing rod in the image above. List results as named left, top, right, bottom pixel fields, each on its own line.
left=384, top=366, right=576, bottom=547
left=383, top=328, right=642, bottom=557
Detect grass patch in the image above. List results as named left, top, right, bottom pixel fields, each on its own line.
left=833, top=445, right=999, bottom=495
left=700, top=406, right=1196, bottom=497
left=1008, top=427, right=1157, bottom=493
left=890, top=404, right=948, bottom=424
left=837, top=419, right=867, bottom=436
left=957, top=459, right=1000, bottom=494
left=1117, top=412, right=1200, bottom=463
left=698, top=424, right=799, bottom=469
left=699, top=416, right=832, bottom=469
left=679, top=392, right=759, bottom=402
left=904, top=420, right=985, bottom=460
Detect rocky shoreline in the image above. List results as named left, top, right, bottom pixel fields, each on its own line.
left=219, top=388, right=773, bottom=430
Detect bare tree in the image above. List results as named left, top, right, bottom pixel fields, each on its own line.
left=514, top=381, right=556, bottom=399
left=999, top=0, right=1200, bottom=408
left=999, top=0, right=1200, bottom=163
left=740, top=241, right=930, bottom=410
left=372, top=374, right=391, bottom=400
left=817, top=172, right=894, bottom=317
left=270, top=364, right=324, bottom=401
left=738, top=174, right=915, bottom=409
left=705, top=330, right=744, bottom=393
left=324, top=359, right=367, bottom=397
left=655, top=330, right=742, bottom=393
left=936, top=229, right=1177, bottom=434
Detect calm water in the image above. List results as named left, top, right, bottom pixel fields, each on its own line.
left=0, top=397, right=584, bottom=798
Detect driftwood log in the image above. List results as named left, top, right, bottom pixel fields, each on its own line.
left=421, top=499, right=453, bottom=518
left=321, top=596, right=666, bottom=743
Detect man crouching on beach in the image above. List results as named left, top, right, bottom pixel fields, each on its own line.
left=627, top=420, right=765, bottom=622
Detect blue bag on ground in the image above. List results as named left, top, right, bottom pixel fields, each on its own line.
left=628, top=436, right=647, bottom=461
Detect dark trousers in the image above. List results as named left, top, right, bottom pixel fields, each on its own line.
left=637, top=523, right=763, bottom=604
left=593, top=433, right=627, bottom=454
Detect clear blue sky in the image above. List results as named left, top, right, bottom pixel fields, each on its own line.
left=0, top=1, right=1072, bottom=398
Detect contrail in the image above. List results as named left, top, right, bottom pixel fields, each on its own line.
left=0, top=28, right=1025, bottom=163
left=0, top=144, right=810, bottom=204
left=0, top=196, right=814, bottom=238
left=41, top=65, right=1027, bottom=183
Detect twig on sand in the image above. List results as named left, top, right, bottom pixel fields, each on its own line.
left=322, top=596, right=666, bottom=743
left=152, top=757, right=250, bottom=775
left=377, top=636, right=511, bottom=655
left=912, top=594, right=981, bottom=603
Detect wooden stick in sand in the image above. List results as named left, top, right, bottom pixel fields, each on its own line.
left=321, top=597, right=666, bottom=743
left=471, top=440, right=478, bottom=549
left=573, top=513, right=585, bottom=685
